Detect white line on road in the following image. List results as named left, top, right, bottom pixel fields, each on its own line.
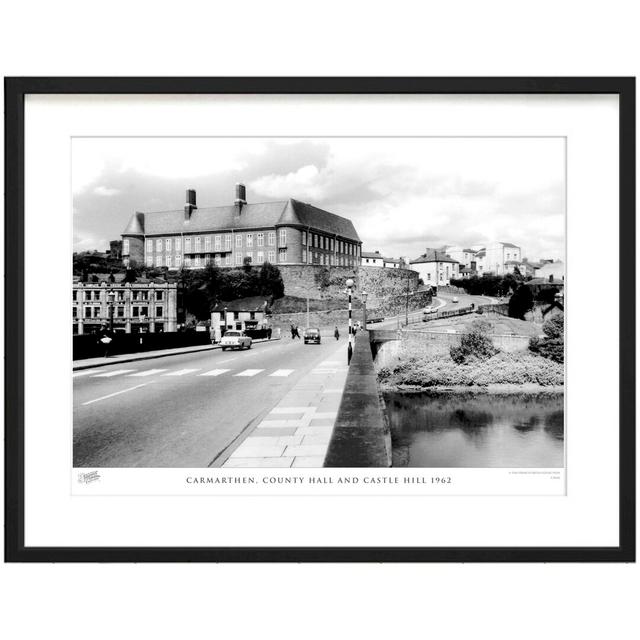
left=216, top=358, right=236, bottom=364
left=82, top=384, right=147, bottom=406
left=269, top=369, right=294, bottom=377
left=127, top=369, right=168, bottom=377
left=162, top=369, right=201, bottom=376
left=200, top=369, right=231, bottom=376
left=73, top=369, right=99, bottom=378
left=92, top=369, right=136, bottom=378
left=234, top=369, right=264, bottom=377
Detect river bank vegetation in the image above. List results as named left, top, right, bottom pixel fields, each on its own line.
left=378, top=317, right=564, bottom=390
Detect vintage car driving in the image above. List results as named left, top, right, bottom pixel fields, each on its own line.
left=422, top=306, right=435, bottom=321
left=220, top=330, right=252, bottom=351
left=303, top=328, right=321, bottom=344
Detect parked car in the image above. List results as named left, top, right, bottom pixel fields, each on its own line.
left=303, top=328, right=321, bottom=344
left=220, top=330, right=252, bottom=351
left=451, top=297, right=459, bottom=303
left=367, top=316, right=384, bottom=324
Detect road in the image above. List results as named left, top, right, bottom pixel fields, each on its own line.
left=374, top=291, right=497, bottom=329
left=73, top=335, right=347, bottom=468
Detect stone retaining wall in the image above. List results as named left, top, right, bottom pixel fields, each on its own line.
left=278, top=264, right=421, bottom=311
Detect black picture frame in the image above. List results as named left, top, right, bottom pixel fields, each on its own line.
left=4, top=77, right=635, bottom=563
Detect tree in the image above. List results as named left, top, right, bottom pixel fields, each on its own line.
left=122, top=268, right=137, bottom=284
left=450, top=319, right=498, bottom=364
left=258, top=262, right=284, bottom=299
left=508, top=284, right=534, bottom=320
left=529, top=314, right=564, bottom=363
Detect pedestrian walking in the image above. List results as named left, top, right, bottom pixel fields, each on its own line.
left=290, top=323, right=296, bottom=339
left=99, top=326, right=113, bottom=358
left=334, top=326, right=340, bottom=340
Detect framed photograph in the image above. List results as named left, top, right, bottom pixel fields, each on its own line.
left=5, top=77, right=635, bottom=562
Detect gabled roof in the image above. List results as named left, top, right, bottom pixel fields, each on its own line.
left=362, top=251, right=383, bottom=259
left=410, top=249, right=459, bottom=265
left=122, top=198, right=360, bottom=242
left=211, top=296, right=271, bottom=313
left=500, top=242, right=519, bottom=248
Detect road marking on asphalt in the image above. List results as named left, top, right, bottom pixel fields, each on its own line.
left=92, top=369, right=136, bottom=377
left=235, top=369, right=264, bottom=377
left=269, top=369, right=294, bottom=377
left=217, top=358, right=236, bottom=364
left=200, top=369, right=231, bottom=376
left=127, top=369, right=168, bottom=377
left=163, top=369, right=200, bottom=376
left=73, top=369, right=99, bottom=378
left=82, top=384, right=147, bottom=406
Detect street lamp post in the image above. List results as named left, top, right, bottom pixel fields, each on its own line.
left=346, top=278, right=354, bottom=364
left=107, top=290, right=115, bottom=333
left=223, top=306, right=228, bottom=332
left=361, top=290, right=368, bottom=330
left=405, top=271, right=410, bottom=326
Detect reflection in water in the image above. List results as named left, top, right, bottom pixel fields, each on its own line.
left=384, top=391, right=564, bottom=468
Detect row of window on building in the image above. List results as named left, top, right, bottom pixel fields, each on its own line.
left=73, top=290, right=165, bottom=302
left=302, top=249, right=358, bottom=266
left=124, top=230, right=288, bottom=257
left=123, top=231, right=359, bottom=258
left=301, top=231, right=359, bottom=256
left=424, top=268, right=453, bottom=282
left=73, top=305, right=165, bottom=319
left=145, top=249, right=286, bottom=269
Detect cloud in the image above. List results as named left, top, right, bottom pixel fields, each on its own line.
left=93, top=185, right=120, bottom=196
left=73, top=232, right=109, bottom=252
left=72, top=137, right=565, bottom=261
left=250, top=165, right=324, bottom=200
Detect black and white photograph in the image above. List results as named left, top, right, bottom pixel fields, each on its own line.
left=72, top=136, right=565, bottom=472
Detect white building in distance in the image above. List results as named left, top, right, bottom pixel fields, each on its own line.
left=410, top=249, right=460, bottom=286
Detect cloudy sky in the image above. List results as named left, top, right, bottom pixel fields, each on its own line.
left=73, top=137, right=565, bottom=261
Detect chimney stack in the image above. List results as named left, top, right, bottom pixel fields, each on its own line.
left=184, top=189, right=197, bottom=221
left=235, top=183, right=247, bottom=214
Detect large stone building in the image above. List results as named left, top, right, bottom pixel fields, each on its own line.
left=73, top=279, right=177, bottom=334
left=122, top=184, right=362, bottom=270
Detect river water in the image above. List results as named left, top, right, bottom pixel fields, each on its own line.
left=384, top=391, right=564, bottom=468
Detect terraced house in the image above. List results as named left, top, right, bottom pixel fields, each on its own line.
left=121, top=184, right=361, bottom=270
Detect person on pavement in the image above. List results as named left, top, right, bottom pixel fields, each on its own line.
left=334, top=326, right=340, bottom=340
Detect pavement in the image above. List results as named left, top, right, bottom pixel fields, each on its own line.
left=73, top=333, right=350, bottom=468
left=73, top=337, right=279, bottom=371
left=221, top=348, right=348, bottom=468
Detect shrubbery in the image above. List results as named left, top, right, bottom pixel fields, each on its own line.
left=529, top=314, right=564, bottom=363
left=378, top=351, right=564, bottom=388
left=449, top=319, right=498, bottom=364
